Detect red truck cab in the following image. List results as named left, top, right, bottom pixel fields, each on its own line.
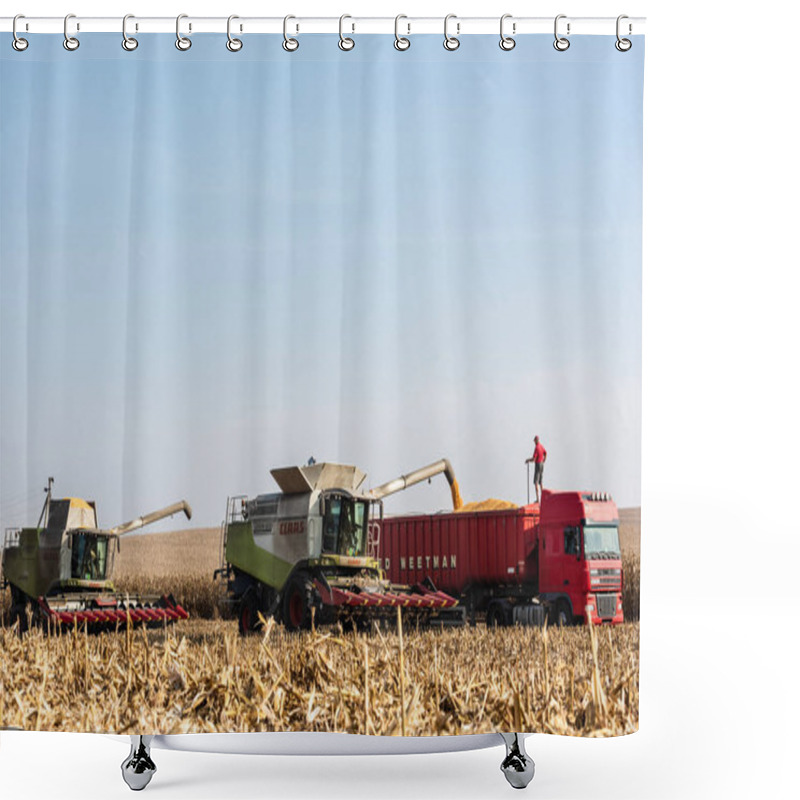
left=537, top=490, right=624, bottom=625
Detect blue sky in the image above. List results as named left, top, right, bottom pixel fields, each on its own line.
left=1, top=34, right=643, bottom=530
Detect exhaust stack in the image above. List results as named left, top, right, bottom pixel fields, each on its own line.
left=110, top=500, right=193, bottom=536
left=371, top=458, right=463, bottom=510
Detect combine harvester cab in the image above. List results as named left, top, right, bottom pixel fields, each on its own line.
left=217, top=460, right=464, bottom=633
left=1, top=479, right=193, bottom=633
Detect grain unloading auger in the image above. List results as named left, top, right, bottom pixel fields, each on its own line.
left=216, top=459, right=465, bottom=633
left=1, top=478, right=192, bottom=632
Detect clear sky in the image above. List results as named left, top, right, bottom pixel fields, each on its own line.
left=1, top=33, right=643, bottom=531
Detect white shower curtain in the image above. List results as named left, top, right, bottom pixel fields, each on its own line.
left=1, top=27, right=643, bottom=738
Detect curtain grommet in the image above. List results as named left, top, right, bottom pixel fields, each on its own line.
left=121, top=15, right=138, bottom=51
left=553, top=15, right=570, bottom=51
left=338, top=15, right=355, bottom=51
left=226, top=15, right=243, bottom=52
left=499, top=14, right=516, bottom=51
left=63, top=13, right=80, bottom=51
left=443, top=14, right=460, bottom=51
left=175, top=14, right=192, bottom=51
left=394, top=15, right=410, bottom=51
left=283, top=15, right=299, bottom=52
left=12, top=15, right=29, bottom=51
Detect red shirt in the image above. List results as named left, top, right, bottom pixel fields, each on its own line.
left=532, top=443, right=547, bottom=463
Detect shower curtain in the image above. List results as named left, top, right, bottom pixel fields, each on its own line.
left=1, top=28, right=643, bottom=737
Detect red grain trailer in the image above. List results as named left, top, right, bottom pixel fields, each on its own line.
left=376, top=489, right=624, bottom=626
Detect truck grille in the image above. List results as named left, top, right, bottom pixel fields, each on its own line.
left=591, top=568, right=621, bottom=590
left=596, top=593, right=617, bottom=619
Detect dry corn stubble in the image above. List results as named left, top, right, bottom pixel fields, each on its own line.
left=0, top=617, right=638, bottom=736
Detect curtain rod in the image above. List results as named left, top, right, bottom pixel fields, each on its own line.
left=1, top=16, right=645, bottom=36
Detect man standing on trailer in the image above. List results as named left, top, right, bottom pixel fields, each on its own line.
left=525, top=436, right=547, bottom=503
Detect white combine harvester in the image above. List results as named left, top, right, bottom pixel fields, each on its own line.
left=215, top=459, right=464, bottom=632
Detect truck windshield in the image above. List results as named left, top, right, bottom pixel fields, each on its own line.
left=70, top=532, right=109, bottom=581
left=322, top=496, right=369, bottom=557
left=583, top=525, right=621, bottom=560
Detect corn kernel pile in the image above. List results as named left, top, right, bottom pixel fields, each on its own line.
left=455, top=498, right=518, bottom=513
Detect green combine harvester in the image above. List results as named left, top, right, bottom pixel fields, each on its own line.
left=2, top=478, right=193, bottom=632
left=216, top=460, right=465, bottom=633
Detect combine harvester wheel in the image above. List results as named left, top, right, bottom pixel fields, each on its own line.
left=283, top=572, right=318, bottom=632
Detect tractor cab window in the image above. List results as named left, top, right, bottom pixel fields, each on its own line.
left=70, top=532, right=109, bottom=581
left=322, top=495, right=369, bottom=557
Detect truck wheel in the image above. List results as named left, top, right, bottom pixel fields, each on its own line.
left=486, top=603, right=506, bottom=628
left=555, top=600, right=573, bottom=627
left=282, top=573, right=315, bottom=632
left=238, top=589, right=263, bottom=636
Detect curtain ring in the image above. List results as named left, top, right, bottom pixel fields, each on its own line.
left=499, top=14, right=515, bottom=51
left=283, top=15, right=299, bottom=51
left=63, top=13, right=80, bottom=51
left=175, top=14, right=192, bottom=51
left=394, top=14, right=410, bottom=51
left=12, top=15, right=28, bottom=51
left=339, top=14, right=355, bottom=51
left=122, top=15, right=138, bottom=51
left=615, top=15, right=632, bottom=51
left=553, top=14, right=570, bottom=51
left=226, top=15, right=243, bottom=51
left=443, top=14, right=460, bottom=51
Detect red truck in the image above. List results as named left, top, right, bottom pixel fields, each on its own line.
left=377, top=489, right=624, bottom=626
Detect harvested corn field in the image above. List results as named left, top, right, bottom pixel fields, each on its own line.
left=0, top=616, right=638, bottom=736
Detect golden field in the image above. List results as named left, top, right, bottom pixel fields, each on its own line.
left=0, top=615, right=638, bottom=736
left=1, top=510, right=640, bottom=736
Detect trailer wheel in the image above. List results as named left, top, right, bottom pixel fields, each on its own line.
left=282, top=573, right=315, bottom=632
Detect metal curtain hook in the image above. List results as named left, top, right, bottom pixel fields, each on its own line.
left=176, top=14, right=192, bottom=51
left=63, top=13, right=79, bottom=51
left=444, top=14, right=460, bottom=51
left=499, top=14, right=515, bottom=51
left=122, top=14, right=138, bottom=51
left=12, top=14, right=28, bottom=51
left=227, top=15, right=243, bottom=51
left=616, top=14, right=632, bottom=51
left=339, top=14, right=355, bottom=51
left=394, top=14, right=410, bottom=51
left=553, top=14, right=570, bottom=51
left=283, top=15, right=299, bottom=51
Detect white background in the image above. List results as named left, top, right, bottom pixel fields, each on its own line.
left=1, top=1, right=798, bottom=798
